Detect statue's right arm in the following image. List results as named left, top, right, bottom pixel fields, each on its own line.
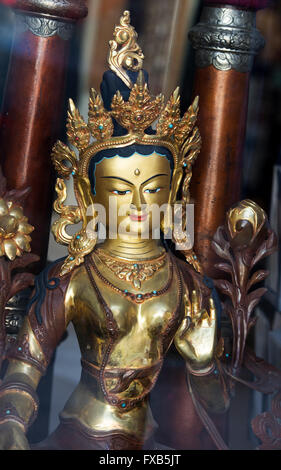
left=0, top=260, right=73, bottom=450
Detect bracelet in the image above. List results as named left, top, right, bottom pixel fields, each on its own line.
left=0, top=402, right=27, bottom=432
left=186, top=361, right=216, bottom=377
left=0, top=382, right=39, bottom=428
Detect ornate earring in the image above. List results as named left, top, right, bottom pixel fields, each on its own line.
left=52, top=178, right=98, bottom=277
left=171, top=161, right=202, bottom=274
left=159, top=93, right=202, bottom=274
left=51, top=99, right=100, bottom=276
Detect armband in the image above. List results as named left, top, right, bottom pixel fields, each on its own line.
left=0, top=382, right=39, bottom=431
left=186, top=361, right=216, bottom=377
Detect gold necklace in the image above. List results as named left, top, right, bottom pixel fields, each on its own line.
left=95, top=248, right=167, bottom=289
left=87, top=253, right=173, bottom=304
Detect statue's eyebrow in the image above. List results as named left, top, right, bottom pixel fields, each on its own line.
left=100, top=176, right=133, bottom=185
left=100, top=173, right=169, bottom=186
left=141, top=174, right=169, bottom=185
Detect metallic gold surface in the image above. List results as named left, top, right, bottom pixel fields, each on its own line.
left=0, top=230, right=219, bottom=445
left=51, top=247, right=217, bottom=438
left=95, top=249, right=166, bottom=289
left=15, top=317, right=47, bottom=367
left=0, top=11, right=224, bottom=449
left=93, top=151, right=171, bottom=256
left=0, top=389, right=37, bottom=428
left=4, top=360, right=42, bottom=389
left=0, top=357, right=41, bottom=449
left=88, top=89, right=114, bottom=142
left=227, top=199, right=266, bottom=243
left=66, top=251, right=182, bottom=368
left=67, top=98, right=91, bottom=151
left=60, top=383, right=156, bottom=440
left=0, top=199, right=34, bottom=260
left=0, top=421, right=29, bottom=451
left=111, top=71, right=163, bottom=134
left=59, top=249, right=184, bottom=438
left=0, top=356, right=41, bottom=437
left=108, top=10, right=144, bottom=89
left=52, top=179, right=82, bottom=246
left=51, top=62, right=201, bottom=275
left=174, top=291, right=217, bottom=370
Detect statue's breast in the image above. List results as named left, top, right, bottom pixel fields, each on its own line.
left=65, top=255, right=184, bottom=409
left=105, top=275, right=182, bottom=368
left=67, top=256, right=184, bottom=369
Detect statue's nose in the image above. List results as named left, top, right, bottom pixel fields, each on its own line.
left=130, top=188, right=146, bottom=212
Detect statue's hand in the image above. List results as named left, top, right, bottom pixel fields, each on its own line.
left=175, top=290, right=217, bottom=372
left=0, top=421, right=30, bottom=450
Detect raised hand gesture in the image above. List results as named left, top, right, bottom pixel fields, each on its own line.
left=175, top=290, right=217, bottom=373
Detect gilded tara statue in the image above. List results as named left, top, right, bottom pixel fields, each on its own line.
left=0, top=11, right=264, bottom=450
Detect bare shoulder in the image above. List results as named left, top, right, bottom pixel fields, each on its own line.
left=64, top=260, right=99, bottom=309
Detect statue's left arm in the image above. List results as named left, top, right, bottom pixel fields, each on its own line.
left=174, top=287, right=230, bottom=414
left=0, top=260, right=72, bottom=449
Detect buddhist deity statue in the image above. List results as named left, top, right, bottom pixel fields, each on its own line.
left=0, top=11, right=279, bottom=451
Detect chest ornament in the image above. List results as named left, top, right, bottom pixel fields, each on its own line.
left=95, top=248, right=166, bottom=289
left=90, top=251, right=172, bottom=304
left=84, top=254, right=183, bottom=411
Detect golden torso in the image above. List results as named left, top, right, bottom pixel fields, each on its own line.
left=61, top=249, right=185, bottom=440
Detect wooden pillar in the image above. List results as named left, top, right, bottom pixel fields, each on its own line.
left=0, top=0, right=88, bottom=271
left=153, top=0, right=270, bottom=451
left=189, top=0, right=268, bottom=277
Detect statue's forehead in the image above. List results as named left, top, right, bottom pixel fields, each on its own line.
left=95, top=152, right=171, bottom=178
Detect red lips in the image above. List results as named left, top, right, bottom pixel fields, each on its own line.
left=130, top=213, right=148, bottom=222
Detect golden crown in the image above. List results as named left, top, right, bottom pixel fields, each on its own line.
left=51, top=10, right=202, bottom=276
left=52, top=74, right=200, bottom=179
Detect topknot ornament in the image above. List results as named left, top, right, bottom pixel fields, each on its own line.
left=111, top=71, right=164, bottom=135
left=108, top=10, right=144, bottom=89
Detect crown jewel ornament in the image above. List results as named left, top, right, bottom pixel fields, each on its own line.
left=51, top=11, right=202, bottom=276
left=108, top=10, right=144, bottom=89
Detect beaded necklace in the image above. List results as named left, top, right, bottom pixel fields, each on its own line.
left=95, top=248, right=167, bottom=289
left=89, top=251, right=174, bottom=304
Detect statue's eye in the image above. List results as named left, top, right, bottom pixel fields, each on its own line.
left=111, top=190, right=131, bottom=195
left=144, top=187, right=161, bottom=194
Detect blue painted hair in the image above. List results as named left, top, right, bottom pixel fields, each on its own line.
left=88, top=71, right=174, bottom=195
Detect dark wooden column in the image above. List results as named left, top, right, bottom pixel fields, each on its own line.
left=153, top=0, right=271, bottom=451
left=0, top=0, right=88, bottom=271
left=189, top=0, right=268, bottom=277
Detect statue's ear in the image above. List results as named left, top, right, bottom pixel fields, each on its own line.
left=74, top=175, right=95, bottom=229
left=161, top=168, right=183, bottom=237
left=77, top=176, right=94, bottom=207
left=169, top=168, right=183, bottom=205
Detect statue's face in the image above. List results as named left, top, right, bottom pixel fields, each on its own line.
left=93, top=152, right=171, bottom=238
